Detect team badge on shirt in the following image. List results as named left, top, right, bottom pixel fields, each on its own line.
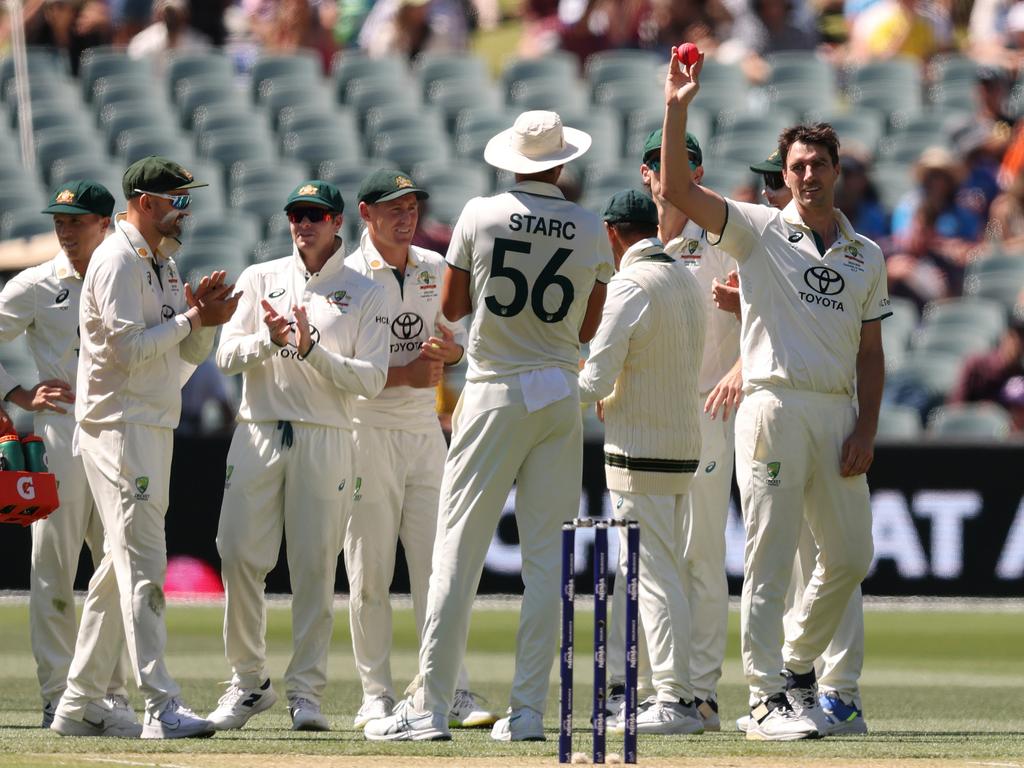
left=134, top=476, right=150, bottom=500
left=766, top=461, right=781, bottom=486
left=327, top=289, right=350, bottom=312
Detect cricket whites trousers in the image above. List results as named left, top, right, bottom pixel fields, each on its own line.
left=784, top=522, right=865, bottom=706
left=217, top=421, right=354, bottom=704
left=30, top=414, right=130, bottom=707
left=57, top=422, right=180, bottom=719
left=608, top=400, right=732, bottom=702
left=416, top=379, right=582, bottom=716
left=345, top=424, right=469, bottom=705
left=736, top=387, right=873, bottom=704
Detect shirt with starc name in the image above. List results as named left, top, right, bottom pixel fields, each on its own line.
left=711, top=199, right=891, bottom=397
left=77, top=216, right=217, bottom=427
left=216, top=238, right=390, bottom=430
left=446, top=180, right=615, bottom=382
left=0, top=251, right=84, bottom=404
left=345, top=229, right=466, bottom=432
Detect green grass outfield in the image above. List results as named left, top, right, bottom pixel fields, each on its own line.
left=0, top=598, right=1021, bottom=767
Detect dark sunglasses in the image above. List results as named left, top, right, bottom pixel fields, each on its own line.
left=134, top=189, right=191, bottom=210
left=644, top=153, right=699, bottom=173
left=286, top=207, right=334, bottom=224
left=763, top=172, right=785, bottom=191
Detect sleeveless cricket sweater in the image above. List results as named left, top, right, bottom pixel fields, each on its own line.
left=602, top=254, right=706, bottom=495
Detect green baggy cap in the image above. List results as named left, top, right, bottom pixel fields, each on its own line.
left=642, top=128, right=703, bottom=167
left=750, top=148, right=784, bottom=174
left=42, top=180, right=115, bottom=216
left=123, top=155, right=208, bottom=198
left=357, top=169, right=429, bottom=205
left=602, top=189, right=659, bottom=226
left=284, top=180, right=345, bottom=213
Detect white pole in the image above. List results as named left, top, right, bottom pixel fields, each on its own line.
left=7, top=0, right=36, bottom=173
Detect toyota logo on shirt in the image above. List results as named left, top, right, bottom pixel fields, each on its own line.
left=392, top=312, right=423, bottom=340
left=803, top=266, right=845, bottom=296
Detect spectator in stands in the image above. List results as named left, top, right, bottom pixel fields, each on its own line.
left=178, top=358, right=235, bottom=436
left=954, top=123, right=1009, bottom=233
left=23, top=0, right=112, bottom=77
left=717, top=0, right=819, bottom=83
left=188, top=0, right=231, bottom=47
left=888, top=147, right=982, bottom=308
left=128, top=0, right=211, bottom=74
left=848, top=0, right=951, bottom=61
left=999, top=375, right=1024, bottom=432
left=948, top=305, right=1024, bottom=405
left=635, top=0, right=731, bottom=56
left=108, top=0, right=152, bottom=44
left=249, top=0, right=338, bottom=73
left=358, top=0, right=468, bottom=60
left=986, top=167, right=1024, bottom=249
left=968, top=0, right=1024, bottom=67
left=835, top=153, right=889, bottom=242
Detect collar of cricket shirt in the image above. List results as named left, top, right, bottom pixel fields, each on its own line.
left=620, top=236, right=670, bottom=271
left=114, top=214, right=181, bottom=261
left=357, top=227, right=422, bottom=273
left=509, top=180, right=566, bottom=200
left=781, top=201, right=862, bottom=253
left=292, top=235, right=346, bottom=281
left=53, top=250, right=81, bottom=280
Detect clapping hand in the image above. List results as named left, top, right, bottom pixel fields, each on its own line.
left=261, top=299, right=291, bottom=347
left=293, top=304, right=313, bottom=356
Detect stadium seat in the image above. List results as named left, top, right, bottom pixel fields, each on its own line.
left=882, top=296, right=919, bottom=369
left=592, top=78, right=662, bottom=128
left=688, top=60, right=747, bottom=122
left=849, top=57, right=922, bottom=93
left=229, top=158, right=309, bottom=198
left=883, top=351, right=963, bottom=420
left=5, top=78, right=79, bottom=119
left=765, top=81, right=838, bottom=117
left=963, top=253, right=1024, bottom=284
left=365, top=107, right=446, bottom=155
left=332, top=52, right=407, bottom=104
left=348, top=78, right=421, bottom=128
left=584, top=49, right=660, bottom=94
left=870, top=161, right=916, bottom=213
left=260, top=83, right=325, bottom=131
left=920, top=298, right=1007, bottom=344
left=699, top=161, right=756, bottom=197
left=509, top=81, right=588, bottom=115
left=0, top=46, right=68, bottom=93
left=414, top=159, right=492, bottom=198
left=34, top=132, right=103, bottom=185
left=283, top=129, right=363, bottom=173
left=121, top=130, right=193, bottom=166
left=911, top=324, right=995, bottom=357
left=502, top=52, right=578, bottom=100
left=231, top=184, right=297, bottom=225
left=253, top=235, right=293, bottom=263
left=250, top=52, right=321, bottom=102
left=105, top=108, right=166, bottom=153
left=929, top=53, right=979, bottom=87
left=376, top=134, right=449, bottom=172
left=927, top=402, right=1012, bottom=440
left=624, top=104, right=712, bottom=160
left=175, top=239, right=251, bottom=283
left=422, top=187, right=469, bottom=226
left=0, top=208, right=52, bottom=240
left=876, top=403, right=922, bottom=440
left=928, top=79, right=979, bottom=111
left=278, top=106, right=358, bottom=145
left=767, top=52, right=836, bottom=90
left=428, top=80, right=504, bottom=133
left=415, top=52, right=489, bottom=99
left=179, top=81, right=248, bottom=129
left=583, top=162, right=639, bottom=196
left=166, top=52, right=234, bottom=95
left=962, top=272, right=1024, bottom=314
left=318, top=159, right=383, bottom=195
left=708, top=133, right=779, bottom=166
left=185, top=214, right=263, bottom=255
left=79, top=48, right=150, bottom=102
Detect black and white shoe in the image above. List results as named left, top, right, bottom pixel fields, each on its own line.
left=207, top=679, right=277, bottom=730
left=745, top=693, right=820, bottom=741
left=695, top=696, right=720, bottom=731
left=784, top=669, right=830, bottom=735
left=141, top=697, right=215, bottom=739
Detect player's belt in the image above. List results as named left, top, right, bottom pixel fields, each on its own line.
left=603, top=451, right=699, bottom=474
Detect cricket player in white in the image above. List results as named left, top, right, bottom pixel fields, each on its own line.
left=343, top=169, right=493, bottom=730
left=0, top=181, right=131, bottom=729
left=365, top=110, right=614, bottom=742
left=53, top=156, right=239, bottom=739
left=579, top=189, right=706, bottom=735
left=659, top=52, right=889, bottom=741
left=208, top=180, right=389, bottom=732
left=605, top=128, right=743, bottom=732
left=730, top=151, right=869, bottom=736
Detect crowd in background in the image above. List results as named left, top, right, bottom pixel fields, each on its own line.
left=3, top=0, right=1024, bottom=431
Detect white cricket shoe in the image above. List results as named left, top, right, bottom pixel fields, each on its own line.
left=608, top=694, right=656, bottom=734
left=207, top=679, right=278, bottom=730
left=449, top=689, right=497, bottom=728
left=42, top=700, right=56, bottom=729
left=289, top=697, right=329, bottom=731
left=785, top=673, right=830, bottom=735
left=745, top=694, right=820, bottom=741
left=354, top=695, right=395, bottom=729
left=735, top=714, right=751, bottom=732
left=635, top=699, right=704, bottom=735
left=141, top=697, right=214, bottom=739
left=51, top=697, right=142, bottom=738
left=364, top=697, right=451, bottom=741
left=820, top=691, right=869, bottom=735
left=490, top=707, right=545, bottom=741
left=696, top=697, right=721, bottom=731
left=604, top=684, right=625, bottom=730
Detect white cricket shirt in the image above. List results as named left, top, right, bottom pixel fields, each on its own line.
left=76, top=216, right=216, bottom=427
left=0, top=251, right=84, bottom=398
left=665, top=220, right=740, bottom=393
left=446, top=180, right=615, bottom=381
left=217, top=239, right=390, bottom=430
left=711, top=199, right=891, bottom=397
left=346, top=229, right=466, bottom=432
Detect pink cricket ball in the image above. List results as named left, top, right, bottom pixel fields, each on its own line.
left=676, top=42, right=700, bottom=66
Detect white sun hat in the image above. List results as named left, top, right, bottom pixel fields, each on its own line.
left=483, top=110, right=592, bottom=174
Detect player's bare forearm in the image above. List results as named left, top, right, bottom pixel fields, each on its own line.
left=841, top=321, right=884, bottom=477
left=661, top=51, right=728, bottom=236
left=579, top=281, right=607, bottom=343
left=442, top=265, right=472, bottom=321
